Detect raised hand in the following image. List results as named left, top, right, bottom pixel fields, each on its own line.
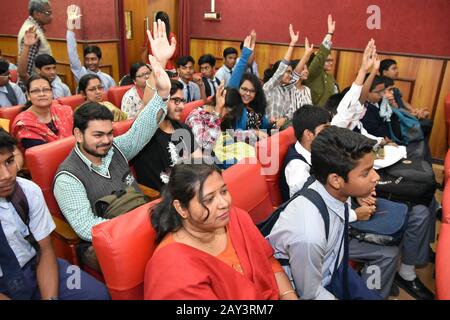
left=67, top=4, right=82, bottom=31
left=215, top=81, right=226, bottom=112
left=327, top=14, right=336, bottom=34
left=289, top=24, right=299, bottom=45
left=148, top=55, right=170, bottom=99
left=304, top=37, right=314, bottom=56
left=23, top=27, right=37, bottom=47
left=146, top=19, right=176, bottom=67
left=243, top=35, right=255, bottom=51
left=361, top=39, right=375, bottom=71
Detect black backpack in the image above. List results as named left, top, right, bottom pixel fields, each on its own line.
left=6, top=183, right=40, bottom=254
left=258, top=177, right=330, bottom=266
left=376, top=158, right=436, bottom=206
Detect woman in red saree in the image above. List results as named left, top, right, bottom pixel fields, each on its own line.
left=144, top=163, right=297, bottom=300
left=12, top=75, right=73, bottom=149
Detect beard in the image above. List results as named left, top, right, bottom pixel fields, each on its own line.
left=81, top=141, right=112, bottom=158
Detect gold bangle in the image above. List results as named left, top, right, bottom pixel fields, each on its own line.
left=280, top=289, right=296, bottom=299
left=146, top=79, right=156, bottom=91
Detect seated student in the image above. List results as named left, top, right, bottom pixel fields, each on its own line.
left=0, top=129, right=109, bottom=300
left=176, top=56, right=206, bottom=103
left=131, top=80, right=202, bottom=191
left=54, top=43, right=172, bottom=271
left=293, top=59, right=313, bottom=106
left=215, top=47, right=238, bottom=86
left=279, top=106, right=401, bottom=299
left=235, top=30, right=259, bottom=78
left=0, top=59, right=26, bottom=107
left=303, top=14, right=339, bottom=107
left=327, top=50, right=437, bottom=300
left=17, top=27, right=71, bottom=99
left=198, top=54, right=220, bottom=98
left=66, top=5, right=116, bottom=90
left=144, top=163, right=297, bottom=300
left=0, top=50, right=17, bottom=70
left=268, top=126, right=382, bottom=300
left=78, top=74, right=127, bottom=122
left=12, top=75, right=73, bottom=150
left=263, top=25, right=314, bottom=129
left=121, top=62, right=153, bottom=119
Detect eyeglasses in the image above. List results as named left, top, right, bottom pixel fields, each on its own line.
left=239, top=87, right=256, bottom=95
left=325, top=59, right=334, bottom=63
left=29, top=88, right=52, bottom=95
left=0, top=71, right=10, bottom=78
left=170, top=97, right=186, bottom=105
left=40, top=10, right=52, bottom=16
left=86, top=85, right=104, bottom=92
left=135, top=71, right=151, bottom=78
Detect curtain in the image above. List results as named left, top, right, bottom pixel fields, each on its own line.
left=177, top=0, right=190, bottom=57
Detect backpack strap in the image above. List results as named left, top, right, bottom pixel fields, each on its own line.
left=7, top=183, right=40, bottom=255
left=301, top=188, right=330, bottom=241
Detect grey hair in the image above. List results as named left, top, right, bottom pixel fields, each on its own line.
left=29, top=0, right=50, bottom=16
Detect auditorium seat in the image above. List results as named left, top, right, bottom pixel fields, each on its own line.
left=436, top=179, right=450, bottom=299
left=0, top=105, right=23, bottom=132
left=92, top=200, right=160, bottom=299
left=222, top=157, right=274, bottom=224
left=444, top=93, right=450, bottom=148
left=108, top=85, right=132, bottom=109
left=255, top=127, right=297, bottom=207
left=112, top=119, right=134, bottom=136
left=25, top=137, right=81, bottom=264
left=58, top=92, right=108, bottom=111
left=180, top=99, right=205, bottom=123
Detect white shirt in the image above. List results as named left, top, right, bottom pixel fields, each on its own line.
left=215, top=65, right=233, bottom=87
left=179, top=79, right=201, bottom=102
left=0, top=82, right=26, bottom=107
left=0, top=177, right=55, bottom=277
left=51, top=76, right=71, bottom=99
left=331, top=83, right=383, bottom=144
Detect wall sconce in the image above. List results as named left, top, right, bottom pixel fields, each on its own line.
left=204, top=0, right=221, bottom=21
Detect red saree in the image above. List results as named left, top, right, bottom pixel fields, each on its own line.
left=144, top=206, right=279, bottom=300
left=12, top=103, right=73, bottom=143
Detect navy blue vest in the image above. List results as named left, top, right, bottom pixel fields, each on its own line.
left=279, top=144, right=310, bottom=202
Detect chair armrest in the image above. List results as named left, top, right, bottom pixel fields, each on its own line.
left=139, top=184, right=161, bottom=201
left=52, top=215, right=80, bottom=244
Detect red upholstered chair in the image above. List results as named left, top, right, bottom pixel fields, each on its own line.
left=180, top=99, right=205, bottom=123
left=0, top=105, right=23, bottom=132
left=92, top=200, right=160, bottom=300
left=112, top=119, right=134, bottom=136
left=107, top=85, right=132, bottom=109
left=436, top=222, right=450, bottom=300
left=444, top=93, right=450, bottom=148
left=58, top=92, right=108, bottom=111
left=444, top=149, right=450, bottom=185
left=9, top=69, right=18, bottom=83
left=25, top=136, right=81, bottom=264
left=254, top=127, right=297, bottom=207
left=222, top=157, right=273, bottom=224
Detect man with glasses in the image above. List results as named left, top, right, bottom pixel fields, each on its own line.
left=131, top=80, right=202, bottom=192
left=304, top=14, right=339, bottom=107
left=0, top=60, right=26, bottom=107
left=18, top=1, right=53, bottom=85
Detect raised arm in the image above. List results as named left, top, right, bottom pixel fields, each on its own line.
left=307, top=14, right=335, bottom=80
left=294, top=37, right=315, bottom=76
left=228, top=33, right=255, bottom=89
left=17, top=27, right=37, bottom=82
left=146, top=19, right=176, bottom=70
left=66, top=5, right=85, bottom=81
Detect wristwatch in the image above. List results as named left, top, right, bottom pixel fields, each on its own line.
left=47, top=297, right=59, bottom=300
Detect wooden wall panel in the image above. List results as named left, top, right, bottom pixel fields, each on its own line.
left=430, top=62, right=450, bottom=159
left=190, top=38, right=449, bottom=160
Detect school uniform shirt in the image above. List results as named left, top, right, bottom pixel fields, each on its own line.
left=51, top=76, right=71, bottom=99
left=66, top=30, right=116, bottom=90
left=0, top=177, right=55, bottom=277
left=0, top=83, right=26, bottom=107
left=267, top=180, right=355, bottom=300
left=179, top=79, right=201, bottom=103
left=215, top=65, right=233, bottom=87
left=234, top=58, right=259, bottom=79
left=131, top=120, right=199, bottom=191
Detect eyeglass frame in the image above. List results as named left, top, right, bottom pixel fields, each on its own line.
left=135, top=71, right=152, bottom=78
left=29, top=87, right=53, bottom=95
left=86, top=85, right=105, bottom=92
left=39, top=10, right=53, bottom=16
left=170, top=97, right=186, bottom=105
left=239, top=86, right=256, bottom=95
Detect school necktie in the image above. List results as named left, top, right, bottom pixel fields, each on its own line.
left=0, top=220, right=32, bottom=299
left=210, top=79, right=217, bottom=96
left=186, top=84, right=191, bottom=102
left=343, top=203, right=350, bottom=300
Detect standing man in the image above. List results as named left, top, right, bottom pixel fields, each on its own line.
left=18, top=1, right=53, bottom=81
